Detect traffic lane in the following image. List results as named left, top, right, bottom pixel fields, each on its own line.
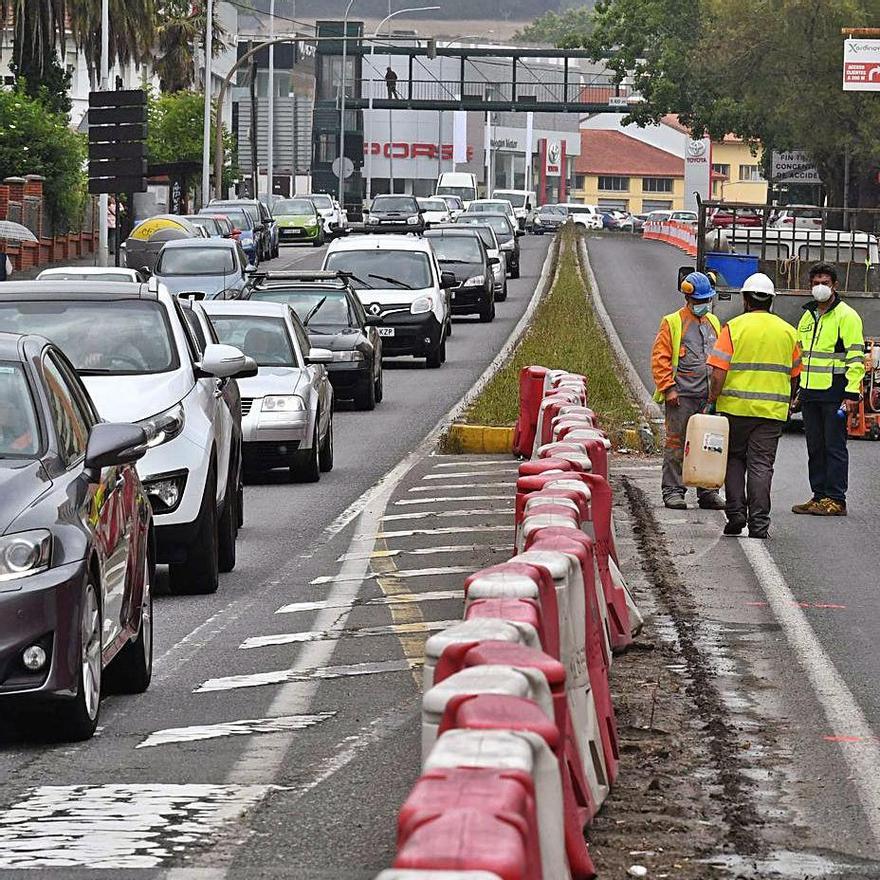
left=0, top=237, right=549, bottom=875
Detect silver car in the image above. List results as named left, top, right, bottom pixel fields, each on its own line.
left=202, top=300, right=335, bottom=482
left=154, top=238, right=253, bottom=299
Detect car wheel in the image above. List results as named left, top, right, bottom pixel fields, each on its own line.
left=496, top=281, right=508, bottom=303
left=319, top=415, right=334, bottom=472
left=479, top=296, right=496, bottom=323
left=292, top=418, right=320, bottom=482
left=374, top=364, right=384, bottom=403
left=355, top=372, right=376, bottom=410
left=169, top=466, right=219, bottom=595
left=511, top=262, right=520, bottom=279
left=107, top=545, right=153, bottom=694
left=217, top=464, right=238, bottom=574
left=58, top=578, right=102, bottom=740
left=426, top=333, right=446, bottom=369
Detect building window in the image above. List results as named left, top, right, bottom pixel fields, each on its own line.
left=598, top=198, right=628, bottom=212
left=643, top=199, right=673, bottom=212
left=739, top=164, right=763, bottom=182
left=598, top=176, right=629, bottom=192
left=642, top=177, right=673, bottom=193
left=574, top=175, right=586, bottom=190
left=712, top=163, right=730, bottom=179
left=316, top=133, right=336, bottom=163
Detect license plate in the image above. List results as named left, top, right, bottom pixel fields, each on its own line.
left=378, top=327, right=395, bottom=337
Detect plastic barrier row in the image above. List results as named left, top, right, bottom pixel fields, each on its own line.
left=642, top=219, right=697, bottom=257
left=375, top=366, right=644, bottom=880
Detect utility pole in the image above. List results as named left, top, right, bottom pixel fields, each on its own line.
left=250, top=50, right=259, bottom=199
left=201, top=0, right=214, bottom=201
left=98, top=0, right=109, bottom=266
left=268, top=0, right=275, bottom=201
left=337, top=0, right=356, bottom=208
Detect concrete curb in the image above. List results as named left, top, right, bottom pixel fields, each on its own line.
left=445, top=424, right=514, bottom=454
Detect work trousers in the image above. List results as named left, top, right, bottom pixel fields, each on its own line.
left=662, top=394, right=716, bottom=501
left=724, top=414, right=783, bottom=534
left=802, top=399, right=848, bottom=503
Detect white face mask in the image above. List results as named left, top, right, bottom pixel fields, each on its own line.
left=812, top=283, right=833, bottom=303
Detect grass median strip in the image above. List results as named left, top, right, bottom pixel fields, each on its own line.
left=451, top=225, right=640, bottom=447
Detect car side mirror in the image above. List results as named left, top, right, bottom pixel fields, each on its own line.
left=515, top=228, right=525, bottom=237
left=139, top=265, right=152, bottom=278
left=487, top=256, right=500, bottom=266
left=236, top=355, right=259, bottom=378
left=364, top=314, right=382, bottom=326
left=307, top=347, right=334, bottom=365
left=197, top=343, right=249, bottom=379
left=440, top=270, right=457, bottom=289
left=84, top=423, right=147, bottom=481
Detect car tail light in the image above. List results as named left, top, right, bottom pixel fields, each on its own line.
left=782, top=217, right=794, bottom=224
left=231, top=228, right=241, bottom=238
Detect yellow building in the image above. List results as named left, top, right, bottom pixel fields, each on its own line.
left=709, top=136, right=768, bottom=203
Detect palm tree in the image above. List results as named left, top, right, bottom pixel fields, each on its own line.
left=153, top=0, right=227, bottom=94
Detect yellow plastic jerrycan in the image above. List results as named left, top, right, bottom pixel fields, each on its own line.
left=683, top=413, right=729, bottom=489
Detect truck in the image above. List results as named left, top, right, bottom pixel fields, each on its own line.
left=436, top=172, right=479, bottom=207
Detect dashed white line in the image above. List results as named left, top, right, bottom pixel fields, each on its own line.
left=371, top=525, right=511, bottom=539
left=310, top=565, right=474, bottom=585
left=381, top=508, right=514, bottom=522
left=394, top=495, right=512, bottom=507
left=422, top=470, right=520, bottom=480
left=137, top=714, right=335, bottom=749
left=407, top=482, right=515, bottom=492
left=275, top=589, right=462, bottom=615
left=432, top=459, right=519, bottom=468
left=338, top=543, right=496, bottom=561
left=239, top=620, right=457, bottom=649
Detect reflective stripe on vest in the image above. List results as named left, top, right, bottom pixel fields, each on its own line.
left=797, top=301, right=864, bottom=391
left=715, top=311, right=796, bottom=421
left=652, top=309, right=721, bottom=402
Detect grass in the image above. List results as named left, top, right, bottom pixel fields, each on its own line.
left=461, top=225, right=641, bottom=442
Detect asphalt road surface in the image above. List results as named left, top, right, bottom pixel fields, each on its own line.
left=0, top=235, right=550, bottom=879
left=587, top=233, right=880, bottom=867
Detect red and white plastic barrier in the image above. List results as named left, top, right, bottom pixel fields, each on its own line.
left=642, top=218, right=698, bottom=257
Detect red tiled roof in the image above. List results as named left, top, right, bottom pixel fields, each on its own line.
left=577, top=129, right=683, bottom=177
left=661, top=113, right=747, bottom=144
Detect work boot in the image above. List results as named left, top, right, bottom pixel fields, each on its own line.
left=792, top=498, right=823, bottom=515
left=748, top=530, right=769, bottom=539
left=723, top=519, right=745, bottom=536
left=664, top=495, right=687, bottom=510
left=813, top=498, right=847, bottom=517
left=698, top=491, right=726, bottom=510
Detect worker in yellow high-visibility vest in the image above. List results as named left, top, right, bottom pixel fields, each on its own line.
left=706, top=273, right=802, bottom=539
left=651, top=271, right=726, bottom=511
left=791, top=262, right=865, bottom=517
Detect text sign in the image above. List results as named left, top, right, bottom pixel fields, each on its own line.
left=843, top=38, right=880, bottom=91
left=545, top=139, right=561, bottom=177
left=771, top=150, right=821, bottom=184
left=683, top=137, right=711, bottom=212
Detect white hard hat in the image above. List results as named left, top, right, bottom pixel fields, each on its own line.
left=741, top=272, right=775, bottom=298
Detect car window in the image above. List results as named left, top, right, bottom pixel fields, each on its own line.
left=495, top=193, right=526, bottom=207
left=324, top=249, right=432, bottom=290
left=0, top=300, right=178, bottom=375
left=372, top=196, right=418, bottom=212
left=455, top=215, right=512, bottom=241
left=308, top=194, right=333, bottom=210
left=37, top=271, right=134, bottom=282
left=348, top=292, right=368, bottom=327
left=213, top=203, right=261, bottom=226
left=202, top=210, right=252, bottom=230
left=42, top=353, right=90, bottom=464
left=275, top=199, right=317, bottom=215
left=251, top=289, right=352, bottom=329
left=419, top=199, right=447, bottom=212
left=182, top=307, right=208, bottom=353
left=427, top=235, right=483, bottom=262
left=0, top=362, right=40, bottom=458
left=289, top=311, right=312, bottom=360
left=158, top=247, right=235, bottom=275
left=210, top=315, right=298, bottom=367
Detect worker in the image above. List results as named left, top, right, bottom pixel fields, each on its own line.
left=706, top=273, right=801, bottom=538
left=385, top=66, right=399, bottom=99
left=791, top=263, right=865, bottom=517
left=651, top=271, right=725, bottom=510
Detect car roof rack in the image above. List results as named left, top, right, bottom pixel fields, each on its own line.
left=250, top=270, right=351, bottom=283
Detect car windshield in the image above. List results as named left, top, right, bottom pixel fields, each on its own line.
left=372, top=197, right=418, bottom=212
left=308, top=194, right=333, bottom=209
left=440, top=196, right=463, bottom=210
left=456, top=215, right=512, bottom=241
left=437, top=185, right=476, bottom=201
left=0, top=301, right=177, bottom=374
left=276, top=199, right=317, bottom=215
left=38, top=271, right=133, bottom=281
left=187, top=216, right=220, bottom=234
left=213, top=202, right=260, bottom=225
left=251, top=290, right=353, bottom=328
left=325, top=249, right=432, bottom=290
left=158, top=247, right=235, bottom=276
left=428, top=235, right=482, bottom=263
left=419, top=199, right=447, bottom=212
left=495, top=192, right=526, bottom=207
left=540, top=206, right=563, bottom=215
left=468, top=202, right=508, bottom=214
left=203, top=210, right=251, bottom=230
left=210, top=315, right=297, bottom=367
left=0, top=363, right=40, bottom=458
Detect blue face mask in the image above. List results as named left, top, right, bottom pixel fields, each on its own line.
left=691, top=302, right=711, bottom=317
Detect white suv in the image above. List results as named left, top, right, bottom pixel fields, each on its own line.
left=0, top=281, right=250, bottom=595
left=560, top=203, right=604, bottom=230
left=322, top=235, right=454, bottom=368
left=302, top=193, right=347, bottom=236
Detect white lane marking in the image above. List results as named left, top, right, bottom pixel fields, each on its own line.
left=432, top=460, right=519, bottom=468
left=137, top=714, right=335, bottom=749
left=372, top=525, right=511, bottom=539
left=239, top=620, right=457, bottom=650
left=738, top=539, right=880, bottom=845
left=276, top=589, right=462, bottom=615
left=196, top=658, right=417, bottom=694
left=338, top=543, right=496, bottom=561
left=381, top=508, right=514, bottom=522
left=408, top=482, right=515, bottom=492
left=0, top=784, right=268, bottom=869
left=310, top=565, right=473, bottom=585
left=394, top=495, right=512, bottom=507
left=423, top=469, right=520, bottom=480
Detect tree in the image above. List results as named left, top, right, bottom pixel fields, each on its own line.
left=0, top=87, right=86, bottom=230
left=514, top=6, right=595, bottom=45
left=153, top=0, right=228, bottom=94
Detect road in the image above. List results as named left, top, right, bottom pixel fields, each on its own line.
left=0, top=235, right=550, bottom=879
left=587, top=233, right=880, bottom=868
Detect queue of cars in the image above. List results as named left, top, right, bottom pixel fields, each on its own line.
left=0, top=193, right=533, bottom=739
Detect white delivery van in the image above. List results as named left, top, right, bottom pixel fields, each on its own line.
left=436, top=172, right=479, bottom=207
left=493, top=189, right=537, bottom=231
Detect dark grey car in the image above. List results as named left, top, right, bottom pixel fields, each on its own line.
left=153, top=239, right=253, bottom=299
left=364, top=195, right=425, bottom=234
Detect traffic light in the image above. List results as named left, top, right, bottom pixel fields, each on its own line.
left=87, top=89, right=148, bottom=195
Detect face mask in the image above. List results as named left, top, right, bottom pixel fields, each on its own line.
left=691, top=302, right=711, bottom=317
left=811, top=283, right=833, bottom=303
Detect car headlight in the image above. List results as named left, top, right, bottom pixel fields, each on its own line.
left=143, top=470, right=188, bottom=514
left=367, top=216, right=380, bottom=224
left=463, top=275, right=485, bottom=288
left=262, top=395, right=305, bottom=412
left=406, top=215, right=420, bottom=225
left=305, top=218, right=317, bottom=226
left=411, top=295, right=434, bottom=315
left=331, top=351, right=365, bottom=362
left=137, top=402, right=185, bottom=449
left=0, top=530, right=51, bottom=582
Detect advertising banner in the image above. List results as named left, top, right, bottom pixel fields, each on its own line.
left=683, top=136, right=711, bottom=212
left=843, top=39, right=880, bottom=91
left=545, top=139, right=561, bottom=177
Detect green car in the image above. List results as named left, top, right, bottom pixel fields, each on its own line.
left=274, top=197, right=325, bottom=247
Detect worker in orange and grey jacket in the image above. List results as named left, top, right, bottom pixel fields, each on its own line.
left=651, top=271, right=726, bottom=510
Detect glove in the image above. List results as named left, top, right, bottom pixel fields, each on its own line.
left=701, top=401, right=716, bottom=415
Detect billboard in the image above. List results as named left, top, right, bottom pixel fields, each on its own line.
left=843, top=38, right=880, bottom=91
left=545, top=139, right=562, bottom=177
left=771, top=150, right=821, bottom=184
left=683, top=136, right=711, bottom=212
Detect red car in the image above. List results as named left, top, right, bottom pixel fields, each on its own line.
left=709, top=207, right=764, bottom=228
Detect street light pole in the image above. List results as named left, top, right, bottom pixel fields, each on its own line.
left=201, top=0, right=214, bottom=203
left=267, top=0, right=275, bottom=201
left=337, top=0, right=356, bottom=209
left=98, top=0, right=109, bottom=266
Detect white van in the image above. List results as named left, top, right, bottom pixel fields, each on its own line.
left=436, top=172, right=479, bottom=207
left=493, top=189, right=537, bottom=231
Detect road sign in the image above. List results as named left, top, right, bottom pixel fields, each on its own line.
left=88, top=141, right=146, bottom=161
left=608, top=96, right=628, bottom=108
left=684, top=137, right=712, bottom=212
left=843, top=38, right=880, bottom=91
left=88, top=90, right=148, bottom=194
left=771, top=150, right=821, bottom=184
left=88, top=89, right=146, bottom=108
left=88, top=175, right=148, bottom=195
left=331, top=156, right=354, bottom=179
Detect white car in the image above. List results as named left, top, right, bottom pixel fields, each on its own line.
left=302, top=193, right=347, bottom=236
left=36, top=266, right=147, bottom=283
left=322, top=235, right=454, bottom=368
left=437, top=195, right=465, bottom=219
left=559, top=203, right=604, bottom=230
left=466, top=199, right=518, bottom=229
left=772, top=206, right=824, bottom=230
left=670, top=210, right=698, bottom=223
left=202, top=300, right=335, bottom=482
left=417, top=197, right=451, bottom=227
left=0, top=280, right=249, bottom=595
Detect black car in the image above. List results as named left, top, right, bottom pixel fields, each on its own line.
left=533, top=204, right=566, bottom=234
left=364, top=194, right=425, bottom=234
left=208, top=199, right=276, bottom=261
left=245, top=271, right=384, bottom=410
left=424, top=229, right=498, bottom=322
left=454, top=212, right=521, bottom=278
left=0, top=332, right=153, bottom=740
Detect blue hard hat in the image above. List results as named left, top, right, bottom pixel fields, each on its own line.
left=680, top=271, right=716, bottom=301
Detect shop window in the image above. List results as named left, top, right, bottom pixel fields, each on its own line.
left=598, top=176, right=629, bottom=192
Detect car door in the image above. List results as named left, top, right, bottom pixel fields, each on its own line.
left=349, top=291, right=379, bottom=380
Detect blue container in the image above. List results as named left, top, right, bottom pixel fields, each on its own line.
left=705, top=252, right=759, bottom=289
